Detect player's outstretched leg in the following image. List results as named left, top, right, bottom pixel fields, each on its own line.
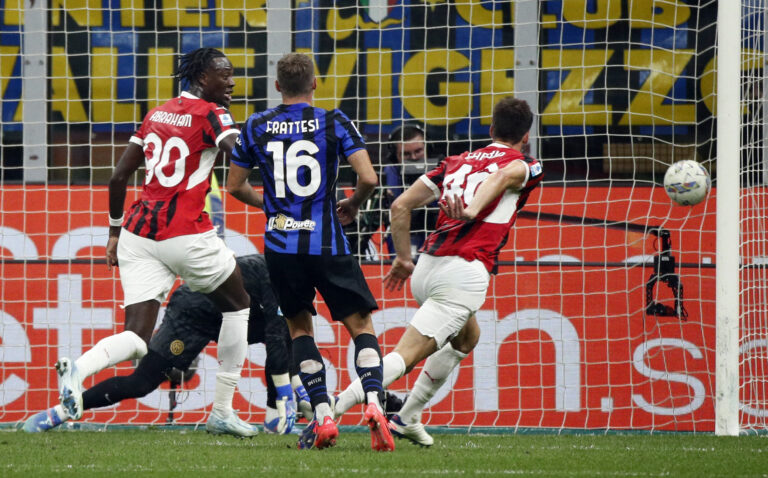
left=364, top=402, right=395, bottom=452
left=55, top=357, right=83, bottom=420
left=205, top=410, right=259, bottom=438
left=21, top=406, right=68, bottom=433
left=388, top=414, right=434, bottom=447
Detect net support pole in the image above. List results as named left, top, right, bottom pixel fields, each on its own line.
left=715, top=0, right=741, bottom=437
left=266, top=0, right=292, bottom=108
left=513, top=0, right=540, bottom=159
left=22, top=0, right=48, bottom=183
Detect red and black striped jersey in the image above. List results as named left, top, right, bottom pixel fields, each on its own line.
left=419, top=143, right=543, bottom=274
left=122, top=91, right=239, bottom=240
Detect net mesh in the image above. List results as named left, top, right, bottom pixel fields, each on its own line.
left=0, top=0, right=762, bottom=433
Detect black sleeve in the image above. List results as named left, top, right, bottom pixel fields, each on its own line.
left=263, top=316, right=290, bottom=376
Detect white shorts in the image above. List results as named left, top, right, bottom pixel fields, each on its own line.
left=409, top=253, right=490, bottom=349
left=117, top=228, right=237, bottom=306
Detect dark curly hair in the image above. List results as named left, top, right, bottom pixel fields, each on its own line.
left=175, top=48, right=226, bottom=88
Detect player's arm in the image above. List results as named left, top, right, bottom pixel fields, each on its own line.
left=383, top=180, right=436, bottom=291
left=441, top=160, right=528, bottom=221
left=337, top=149, right=378, bottom=225
left=106, top=142, right=145, bottom=269
left=226, top=162, right=264, bottom=209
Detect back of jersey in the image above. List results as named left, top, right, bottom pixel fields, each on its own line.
left=125, top=91, right=239, bottom=240
left=232, top=103, right=366, bottom=255
left=420, top=143, right=544, bottom=273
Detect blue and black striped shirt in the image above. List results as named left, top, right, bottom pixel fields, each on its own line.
left=231, top=103, right=366, bottom=255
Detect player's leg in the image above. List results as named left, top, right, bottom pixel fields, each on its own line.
left=333, top=254, right=440, bottom=419
left=263, top=251, right=337, bottom=449
left=25, top=350, right=170, bottom=433
left=172, top=230, right=253, bottom=436
left=206, top=269, right=250, bottom=422
left=289, top=310, right=340, bottom=449
left=57, top=230, right=176, bottom=420
left=322, top=253, right=393, bottom=451
left=389, top=255, right=489, bottom=446
left=262, top=316, right=297, bottom=434
left=332, top=324, right=434, bottom=418
left=389, top=316, right=481, bottom=447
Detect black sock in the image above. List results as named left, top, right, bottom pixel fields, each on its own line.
left=292, top=335, right=329, bottom=410
left=353, top=333, right=384, bottom=403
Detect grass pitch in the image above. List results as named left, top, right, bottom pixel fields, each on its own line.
left=2, top=426, right=766, bottom=476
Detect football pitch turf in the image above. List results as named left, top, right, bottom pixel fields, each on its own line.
left=1, top=426, right=766, bottom=476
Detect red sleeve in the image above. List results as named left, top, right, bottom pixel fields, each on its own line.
left=204, top=106, right=240, bottom=147
left=424, top=159, right=448, bottom=189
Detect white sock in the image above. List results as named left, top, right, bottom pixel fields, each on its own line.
left=74, top=331, right=147, bottom=379
left=315, top=402, right=333, bottom=422
left=383, top=352, right=407, bottom=388
left=334, top=352, right=406, bottom=418
left=398, top=343, right=467, bottom=423
left=212, top=308, right=249, bottom=416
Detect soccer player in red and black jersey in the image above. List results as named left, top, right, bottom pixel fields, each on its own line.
left=333, top=97, right=543, bottom=446
left=54, top=48, right=263, bottom=437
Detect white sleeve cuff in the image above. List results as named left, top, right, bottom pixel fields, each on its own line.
left=215, top=128, right=240, bottom=147
left=514, top=159, right=531, bottom=189
left=129, top=136, right=144, bottom=147
left=419, top=175, right=441, bottom=200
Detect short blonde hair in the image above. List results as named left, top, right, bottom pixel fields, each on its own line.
left=277, top=53, right=315, bottom=97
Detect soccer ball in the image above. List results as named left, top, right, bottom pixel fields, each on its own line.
left=663, top=160, right=711, bottom=206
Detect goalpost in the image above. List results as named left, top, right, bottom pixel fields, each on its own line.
left=0, top=0, right=765, bottom=435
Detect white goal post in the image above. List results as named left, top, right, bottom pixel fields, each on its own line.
left=0, top=1, right=766, bottom=435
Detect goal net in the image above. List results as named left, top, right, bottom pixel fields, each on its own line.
left=0, top=0, right=764, bottom=435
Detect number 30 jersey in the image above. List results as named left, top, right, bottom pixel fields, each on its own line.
left=419, top=143, right=544, bottom=274
left=231, top=102, right=366, bottom=255
left=123, top=91, right=240, bottom=240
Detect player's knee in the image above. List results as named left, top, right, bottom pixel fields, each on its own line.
left=117, top=330, right=149, bottom=359
left=299, top=359, right=323, bottom=375
left=355, top=348, right=381, bottom=368
left=123, top=371, right=161, bottom=398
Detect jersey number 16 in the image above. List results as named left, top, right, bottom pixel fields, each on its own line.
left=267, top=140, right=321, bottom=198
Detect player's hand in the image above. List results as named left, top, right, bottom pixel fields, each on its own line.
left=274, top=398, right=297, bottom=435
left=336, top=197, right=358, bottom=226
left=293, top=383, right=313, bottom=421
left=273, top=383, right=295, bottom=434
left=440, top=194, right=475, bottom=221
left=106, top=235, right=120, bottom=270
left=384, top=256, right=415, bottom=291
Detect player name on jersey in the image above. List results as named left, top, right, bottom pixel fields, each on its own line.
left=148, top=111, right=193, bottom=128
left=465, top=150, right=506, bottom=161
left=265, top=118, right=320, bottom=135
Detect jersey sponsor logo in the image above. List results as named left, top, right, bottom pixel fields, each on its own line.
left=219, top=113, right=234, bottom=126
left=265, top=118, right=320, bottom=135
left=466, top=150, right=506, bottom=161
left=267, top=213, right=317, bottom=231
left=148, top=111, right=192, bottom=128
left=170, top=339, right=185, bottom=356
left=530, top=162, right=543, bottom=177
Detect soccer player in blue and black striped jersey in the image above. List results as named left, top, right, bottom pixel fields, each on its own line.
left=226, top=53, right=395, bottom=452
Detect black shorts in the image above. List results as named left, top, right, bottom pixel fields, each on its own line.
left=149, top=315, right=211, bottom=371
left=264, top=251, right=378, bottom=321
